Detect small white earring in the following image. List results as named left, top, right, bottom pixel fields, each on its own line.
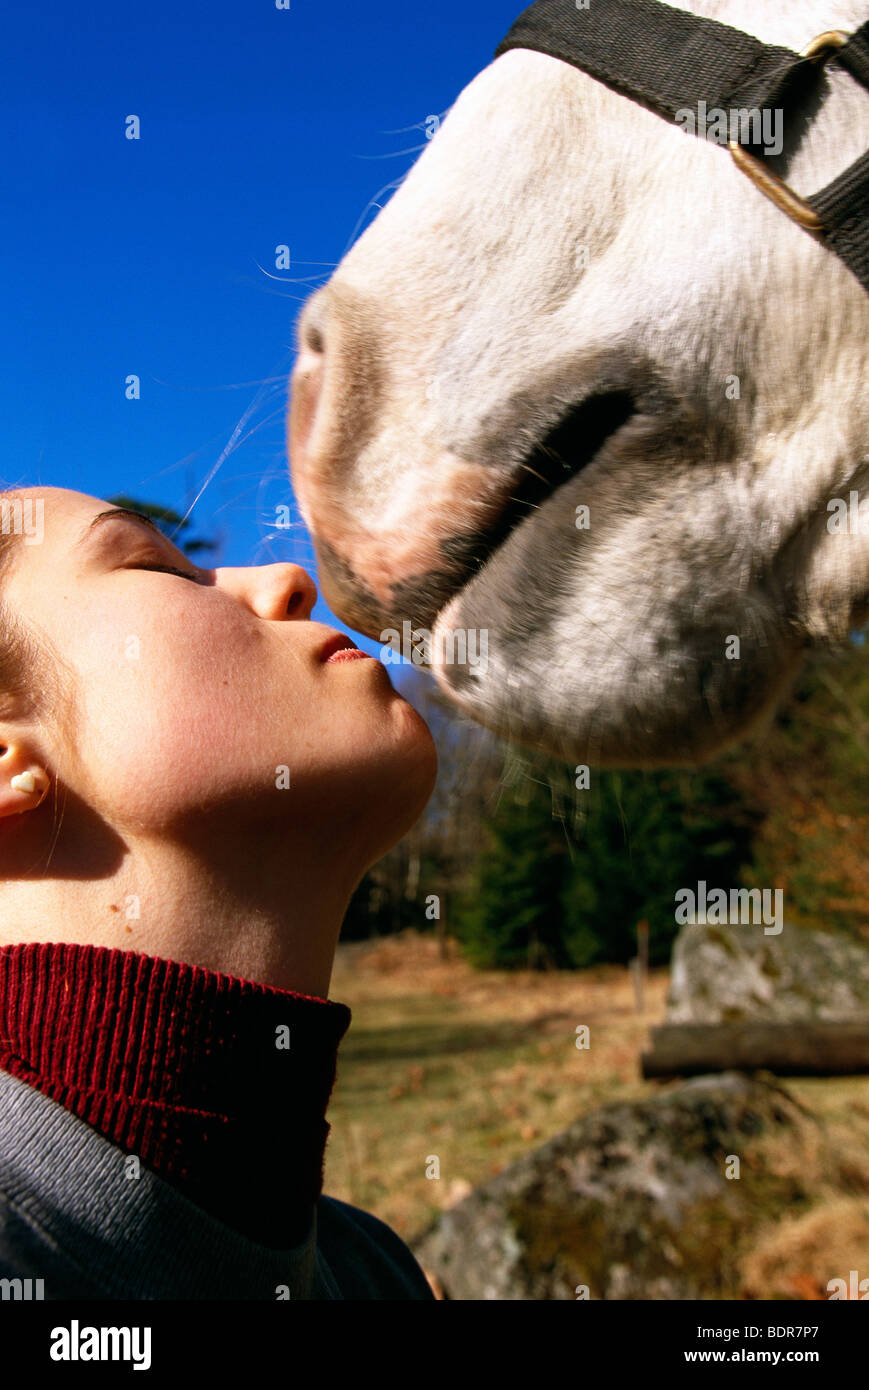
left=11, top=771, right=37, bottom=794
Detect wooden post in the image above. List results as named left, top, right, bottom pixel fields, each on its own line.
left=437, top=910, right=448, bottom=961
left=630, top=919, right=649, bottom=1015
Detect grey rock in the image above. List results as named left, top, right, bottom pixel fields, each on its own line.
left=666, top=923, right=869, bottom=1024
left=412, top=1073, right=809, bottom=1300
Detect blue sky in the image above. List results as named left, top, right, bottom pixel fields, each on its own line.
left=1, top=0, right=519, bottom=651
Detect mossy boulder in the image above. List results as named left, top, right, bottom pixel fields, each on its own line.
left=667, top=923, right=869, bottom=1024
left=412, top=1073, right=812, bottom=1299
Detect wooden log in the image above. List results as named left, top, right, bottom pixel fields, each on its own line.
left=641, top=1021, right=869, bottom=1078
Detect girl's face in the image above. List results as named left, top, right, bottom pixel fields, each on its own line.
left=5, top=487, right=437, bottom=851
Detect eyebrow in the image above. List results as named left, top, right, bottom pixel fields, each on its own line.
left=76, top=508, right=174, bottom=548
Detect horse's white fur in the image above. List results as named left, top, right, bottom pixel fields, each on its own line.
left=290, top=0, right=869, bottom=764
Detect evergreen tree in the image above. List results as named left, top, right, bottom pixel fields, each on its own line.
left=560, top=768, right=758, bottom=967
left=453, top=765, right=758, bottom=970
left=453, top=776, right=570, bottom=969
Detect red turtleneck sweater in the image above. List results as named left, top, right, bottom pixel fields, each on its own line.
left=0, top=941, right=352, bottom=1250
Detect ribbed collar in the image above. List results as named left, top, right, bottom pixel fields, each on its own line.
left=0, top=942, right=352, bottom=1249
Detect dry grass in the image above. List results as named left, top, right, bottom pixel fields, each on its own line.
left=325, top=929, right=669, bottom=1240
left=737, top=1079, right=869, bottom=1298
left=742, top=1200, right=869, bottom=1299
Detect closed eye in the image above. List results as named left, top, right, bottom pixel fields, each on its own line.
left=130, top=560, right=202, bottom=582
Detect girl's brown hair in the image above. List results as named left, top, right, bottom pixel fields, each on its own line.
left=0, top=498, right=77, bottom=725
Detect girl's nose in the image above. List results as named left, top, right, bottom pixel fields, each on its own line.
left=216, top=563, right=318, bottom=621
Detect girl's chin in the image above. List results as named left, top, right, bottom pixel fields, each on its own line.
left=396, top=699, right=438, bottom=765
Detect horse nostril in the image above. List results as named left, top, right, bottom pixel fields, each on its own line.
left=299, top=290, right=328, bottom=356
left=289, top=283, right=385, bottom=504
left=305, top=323, right=325, bottom=354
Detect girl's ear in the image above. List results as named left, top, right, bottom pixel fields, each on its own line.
left=0, top=741, right=50, bottom=819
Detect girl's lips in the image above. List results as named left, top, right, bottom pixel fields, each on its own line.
left=318, top=632, right=358, bottom=661
left=325, top=647, right=374, bottom=664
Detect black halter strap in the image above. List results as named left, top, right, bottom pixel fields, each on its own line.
left=494, top=0, right=869, bottom=295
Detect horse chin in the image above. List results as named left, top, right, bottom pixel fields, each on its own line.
left=429, top=609, right=801, bottom=768
left=427, top=521, right=805, bottom=768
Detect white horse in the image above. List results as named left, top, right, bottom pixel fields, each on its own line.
left=289, top=0, right=869, bottom=766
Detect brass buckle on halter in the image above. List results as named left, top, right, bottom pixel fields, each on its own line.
left=727, top=29, right=850, bottom=232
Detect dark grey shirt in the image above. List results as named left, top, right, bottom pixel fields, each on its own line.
left=0, top=1069, right=434, bottom=1300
